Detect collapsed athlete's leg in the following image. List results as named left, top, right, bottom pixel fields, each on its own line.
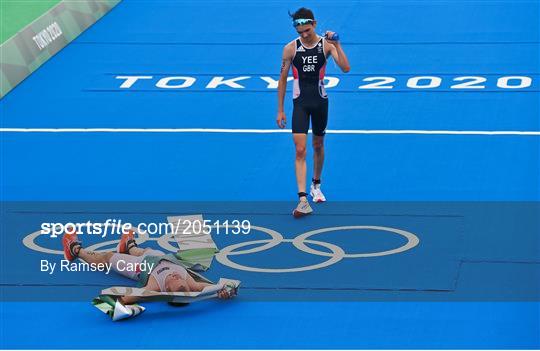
left=116, top=230, right=164, bottom=257
left=293, top=133, right=308, bottom=197
left=62, top=231, right=160, bottom=281
left=62, top=231, right=115, bottom=264
left=74, top=245, right=155, bottom=281
left=126, top=246, right=153, bottom=257
left=312, top=134, right=325, bottom=181
left=77, top=248, right=114, bottom=265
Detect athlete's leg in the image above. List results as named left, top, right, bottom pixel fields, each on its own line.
left=62, top=232, right=159, bottom=281
left=118, top=245, right=165, bottom=257
left=292, top=99, right=310, bottom=199
left=70, top=245, right=160, bottom=281
left=292, top=133, right=314, bottom=217
left=62, top=231, right=114, bottom=264
left=126, top=247, right=163, bottom=257
left=108, top=251, right=157, bottom=280
left=310, top=99, right=328, bottom=182
left=63, top=244, right=148, bottom=281
left=117, top=229, right=164, bottom=257
left=310, top=134, right=326, bottom=203
left=77, top=248, right=114, bottom=265
left=140, top=248, right=165, bottom=257
left=311, top=99, right=328, bottom=181
left=77, top=247, right=160, bottom=280
left=309, top=99, right=328, bottom=202
left=291, top=99, right=313, bottom=216
left=312, top=134, right=325, bottom=180
left=293, top=133, right=308, bottom=197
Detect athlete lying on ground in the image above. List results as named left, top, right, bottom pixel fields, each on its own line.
left=62, top=230, right=234, bottom=304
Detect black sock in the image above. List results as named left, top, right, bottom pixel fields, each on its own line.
left=71, top=243, right=81, bottom=257
left=312, top=178, right=321, bottom=186
left=126, top=240, right=138, bottom=253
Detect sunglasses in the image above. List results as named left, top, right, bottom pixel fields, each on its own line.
left=292, top=18, right=314, bottom=27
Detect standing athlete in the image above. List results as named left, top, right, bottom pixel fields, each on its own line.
left=276, top=7, right=350, bottom=217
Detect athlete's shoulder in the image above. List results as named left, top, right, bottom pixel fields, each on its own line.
left=283, top=39, right=297, bottom=58
left=285, top=38, right=298, bottom=49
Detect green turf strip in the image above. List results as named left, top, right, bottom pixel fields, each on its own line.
left=1, top=0, right=62, bottom=43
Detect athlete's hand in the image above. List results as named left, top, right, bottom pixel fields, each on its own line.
left=325, top=31, right=339, bottom=44
left=276, top=112, right=287, bottom=129
left=217, top=285, right=237, bottom=299
left=217, top=289, right=231, bottom=299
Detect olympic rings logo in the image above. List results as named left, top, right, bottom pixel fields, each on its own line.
left=216, top=225, right=420, bottom=273
left=22, top=224, right=420, bottom=273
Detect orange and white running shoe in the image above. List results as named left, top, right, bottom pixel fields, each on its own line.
left=117, top=229, right=137, bottom=254
left=62, top=229, right=81, bottom=261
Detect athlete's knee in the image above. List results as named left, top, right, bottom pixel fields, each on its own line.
left=143, top=248, right=165, bottom=256
left=101, top=251, right=114, bottom=263
left=312, top=138, right=324, bottom=151
left=295, top=145, right=307, bottom=159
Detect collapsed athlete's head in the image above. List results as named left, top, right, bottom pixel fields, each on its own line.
left=289, top=7, right=317, bottom=40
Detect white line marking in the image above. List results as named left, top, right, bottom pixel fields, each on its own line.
left=0, top=128, right=539, bottom=136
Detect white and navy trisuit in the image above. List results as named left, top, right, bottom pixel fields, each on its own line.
left=291, top=36, right=328, bottom=136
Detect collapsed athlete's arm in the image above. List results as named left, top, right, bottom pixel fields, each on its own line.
left=277, top=43, right=295, bottom=128
left=185, top=275, right=233, bottom=299
left=326, top=37, right=351, bottom=73
left=119, top=294, right=140, bottom=305
left=121, top=274, right=232, bottom=304
left=118, top=279, right=158, bottom=304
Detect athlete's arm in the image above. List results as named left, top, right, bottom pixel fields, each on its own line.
left=325, top=34, right=350, bottom=73
left=119, top=294, right=140, bottom=305
left=119, top=277, right=160, bottom=304
left=185, top=275, right=232, bottom=299
left=277, top=43, right=294, bottom=128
